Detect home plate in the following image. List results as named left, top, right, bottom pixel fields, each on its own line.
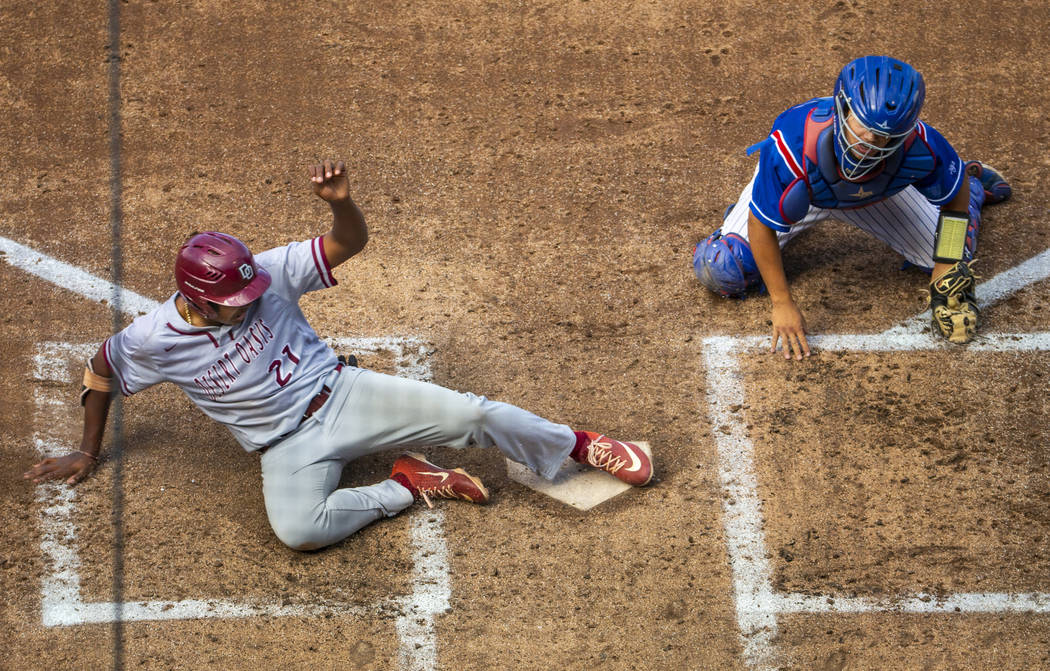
left=505, top=442, right=651, bottom=511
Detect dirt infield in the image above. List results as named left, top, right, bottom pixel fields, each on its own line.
left=3, top=1, right=1050, bottom=669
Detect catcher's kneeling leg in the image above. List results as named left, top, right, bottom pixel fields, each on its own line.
left=930, top=261, right=980, bottom=344
left=692, top=228, right=763, bottom=298
left=962, top=170, right=987, bottom=261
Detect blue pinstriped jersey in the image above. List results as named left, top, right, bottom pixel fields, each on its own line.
left=746, top=97, right=966, bottom=233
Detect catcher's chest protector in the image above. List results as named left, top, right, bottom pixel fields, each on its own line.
left=800, top=112, right=935, bottom=211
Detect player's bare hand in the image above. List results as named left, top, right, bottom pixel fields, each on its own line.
left=23, top=453, right=96, bottom=486
left=309, top=160, right=350, bottom=203
left=770, top=301, right=810, bottom=361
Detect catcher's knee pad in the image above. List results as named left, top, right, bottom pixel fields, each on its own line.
left=692, top=229, right=761, bottom=298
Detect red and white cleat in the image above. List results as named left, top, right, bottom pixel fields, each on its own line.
left=390, top=452, right=490, bottom=508
left=573, top=432, right=653, bottom=486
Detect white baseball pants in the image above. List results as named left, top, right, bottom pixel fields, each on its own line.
left=722, top=167, right=951, bottom=268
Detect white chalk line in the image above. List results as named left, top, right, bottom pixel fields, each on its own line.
left=1, top=236, right=155, bottom=317
left=879, top=247, right=1050, bottom=337
left=9, top=235, right=450, bottom=670
left=34, top=341, right=448, bottom=670
left=704, top=342, right=779, bottom=670
left=704, top=248, right=1050, bottom=671
left=776, top=591, right=1050, bottom=615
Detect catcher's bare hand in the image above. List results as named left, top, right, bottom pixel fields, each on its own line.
left=309, top=160, right=350, bottom=203
left=770, top=301, right=810, bottom=361
left=23, top=452, right=96, bottom=486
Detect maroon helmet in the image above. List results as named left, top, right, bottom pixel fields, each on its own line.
left=174, top=232, right=271, bottom=318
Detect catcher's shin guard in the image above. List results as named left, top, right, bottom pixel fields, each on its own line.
left=965, top=161, right=1011, bottom=205
left=958, top=161, right=1011, bottom=262
left=961, top=169, right=987, bottom=261
left=930, top=261, right=979, bottom=344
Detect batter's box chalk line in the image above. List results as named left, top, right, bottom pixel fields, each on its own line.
left=33, top=341, right=448, bottom=671
left=703, top=247, right=1050, bottom=671
left=4, top=236, right=451, bottom=670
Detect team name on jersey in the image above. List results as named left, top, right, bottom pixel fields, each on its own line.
left=193, top=317, right=276, bottom=400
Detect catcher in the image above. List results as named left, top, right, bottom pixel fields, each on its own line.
left=691, top=55, right=1012, bottom=357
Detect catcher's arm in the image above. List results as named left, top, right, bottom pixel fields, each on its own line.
left=930, top=185, right=974, bottom=282
left=748, top=212, right=810, bottom=360
left=928, top=186, right=982, bottom=344
left=23, top=345, right=113, bottom=485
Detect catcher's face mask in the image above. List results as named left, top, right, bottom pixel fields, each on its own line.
left=834, top=94, right=913, bottom=180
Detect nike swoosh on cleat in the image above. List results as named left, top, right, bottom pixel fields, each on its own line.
left=418, top=471, right=450, bottom=482
left=619, top=442, right=643, bottom=472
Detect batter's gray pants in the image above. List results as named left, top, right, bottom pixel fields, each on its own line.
left=260, top=366, right=576, bottom=550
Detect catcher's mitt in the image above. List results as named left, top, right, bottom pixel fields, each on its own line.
left=929, top=261, right=979, bottom=344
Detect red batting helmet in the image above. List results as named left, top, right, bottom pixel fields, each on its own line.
left=174, top=232, right=271, bottom=318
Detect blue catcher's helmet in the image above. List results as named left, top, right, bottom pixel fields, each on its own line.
left=832, top=56, right=926, bottom=180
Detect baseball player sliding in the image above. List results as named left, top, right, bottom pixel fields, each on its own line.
left=24, top=160, right=654, bottom=551
left=693, top=55, right=1012, bottom=357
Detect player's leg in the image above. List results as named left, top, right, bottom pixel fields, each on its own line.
left=260, top=432, right=414, bottom=550
left=259, top=421, right=489, bottom=550
left=322, top=368, right=576, bottom=480
left=837, top=175, right=987, bottom=269
left=964, top=161, right=1011, bottom=205
left=692, top=167, right=820, bottom=297
left=692, top=192, right=762, bottom=297
left=325, top=369, right=652, bottom=485
left=258, top=357, right=652, bottom=549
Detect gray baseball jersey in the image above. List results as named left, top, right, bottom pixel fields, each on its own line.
left=104, top=236, right=339, bottom=451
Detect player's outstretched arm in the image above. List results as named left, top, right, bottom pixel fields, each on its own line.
left=930, top=183, right=974, bottom=283
left=748, top=213, right=810, bottom=361
left=310, top=159, right=368, bottom=269
left=23, top=346, right=113, bottom=486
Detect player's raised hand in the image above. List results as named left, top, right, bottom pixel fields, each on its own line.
left=23, top=452, right=96, bottom=486
left=309, top=160, right=350, bottom=203
left=770, top=301, right=811, bottom=361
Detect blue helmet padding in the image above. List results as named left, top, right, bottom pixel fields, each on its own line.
left=833, top=56, right=926, bottom=178
left=693, top=229, right=761, bottom=297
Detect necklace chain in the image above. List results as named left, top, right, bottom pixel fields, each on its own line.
left=183, top=298, right=194, bottom=326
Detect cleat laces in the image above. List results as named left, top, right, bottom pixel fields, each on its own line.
left=418, top=484, right=472, bottom=509
left=586, top=439, right=628, bottom=475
